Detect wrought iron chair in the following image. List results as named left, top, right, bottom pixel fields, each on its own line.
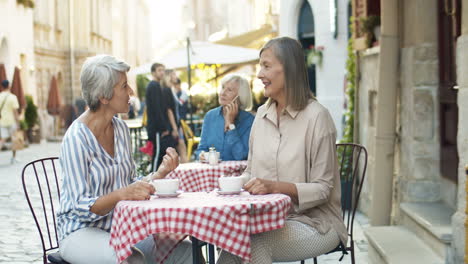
left=22, top=157, right=69, bottom=264
left=301, top=143, right=368, bottom=264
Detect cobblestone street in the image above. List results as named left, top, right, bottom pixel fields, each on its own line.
left=0, top=140, right=61, bottom=264
left=0, top=140, right=369, bottom=264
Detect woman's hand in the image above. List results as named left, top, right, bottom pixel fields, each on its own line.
left=244, top=177, right=277, bottom=195
left=223, top=99, right=239, bottom=130
left=156, top=147, right=179, bottom=178
left=120, top=181, right=155, bottom=201
left=199, top=151, right=206, bottom=161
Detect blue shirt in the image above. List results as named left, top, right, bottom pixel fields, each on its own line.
left=57, top=117, right=135, bottom=241
left=195, top=106, right=254, bottom=161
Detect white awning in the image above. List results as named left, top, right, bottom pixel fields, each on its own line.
left=132, top=41, right=259, bottom=75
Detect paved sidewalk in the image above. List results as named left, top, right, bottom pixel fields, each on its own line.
left=0, top=140, right=369, bottom=264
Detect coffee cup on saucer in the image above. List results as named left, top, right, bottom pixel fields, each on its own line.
left=152, top=179, right=179, bottom=194
left=218, top=176, right=243, bottom=192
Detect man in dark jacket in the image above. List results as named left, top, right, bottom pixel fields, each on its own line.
left=145, top=63, right=178, bottom=171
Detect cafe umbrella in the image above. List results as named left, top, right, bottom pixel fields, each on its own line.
left=0, top=64, right=6, bottom=82
left=11, top=66, right=26, bottom=110
left=47, top=76, right=62, bottom=137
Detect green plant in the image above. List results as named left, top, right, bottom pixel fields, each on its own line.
left=341, top=17, right=356, bottom=144
left=136, top=74, right=150, bottom=101
left=136, top=154, right=151, bottom=177
left=306, top=45, right=325, bottom=67
left=19, top=119, right=28, bottom=131
left=17, top=0, right=34, bottom=8
left=359, top=15, right=380, bottom=47
left=190, top=93, right=218, bottom=117
left=24, top=95, right=38, bottom=130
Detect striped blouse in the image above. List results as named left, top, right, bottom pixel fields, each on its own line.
left=57, top=117, right=136, bottom=241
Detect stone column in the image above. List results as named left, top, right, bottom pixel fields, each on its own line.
left=368, top=0, right=399, bottom=226
left=454, top=33, right=468, bottom=264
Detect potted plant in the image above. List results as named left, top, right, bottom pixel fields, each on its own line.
left=306, top=45, right=325, bottom=67
left=24, top=95, right=41, bottom=143
left=359, top=15, right=381, bottom=48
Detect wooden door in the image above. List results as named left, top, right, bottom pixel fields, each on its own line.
left=437, top=0, right=461, bottom=182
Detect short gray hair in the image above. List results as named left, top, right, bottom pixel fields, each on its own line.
left=80, top=54, right=130, bottom=111
left=221, top=74, right=253, bottom=111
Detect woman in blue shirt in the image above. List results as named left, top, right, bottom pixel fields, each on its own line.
left=57, top=55, right=191, bottom=264
left=196, top=74, right=254, bottom=161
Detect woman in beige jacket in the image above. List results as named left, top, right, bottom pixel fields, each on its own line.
left=217, top=37, right=347, bottom=263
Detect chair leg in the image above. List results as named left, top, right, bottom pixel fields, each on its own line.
left=187, top=140, right=193, bottom=160
left=300, top=261, right=305, bottom=264
left=314, top=257, right=318, bottom=264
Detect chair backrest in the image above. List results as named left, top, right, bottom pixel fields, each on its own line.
left=180, top=119, right=194, bottom=139
left=336, top=143, right=368, bottom=246
left=22, top=157, right=61, bottom=264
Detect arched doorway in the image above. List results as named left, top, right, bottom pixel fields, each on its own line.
left=297, top=0, right=316, bottom=95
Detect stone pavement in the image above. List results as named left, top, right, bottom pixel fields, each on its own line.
left=0, top=140, right=369, bottom=264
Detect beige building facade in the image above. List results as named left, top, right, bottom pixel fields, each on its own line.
left=34, top=0, right=151, bottom=108
left=183, top=0, right=279, bottom=43
left=0, top=0, right=35, bottom=99
left=1, top=0, right=152, bottom=139
left=355, top=0, right=467, bottom=263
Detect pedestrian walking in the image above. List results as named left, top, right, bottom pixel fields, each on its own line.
left=0, top=79, right=20, bottom=164
left=145, top=63, right=179, bottom=171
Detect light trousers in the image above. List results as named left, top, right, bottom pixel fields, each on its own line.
left=60, top=227, right=192, bottom=264
left=216, top=220, right=340, bottom=264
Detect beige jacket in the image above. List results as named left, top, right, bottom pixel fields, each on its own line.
left=243, top=100, right=348, bottom=245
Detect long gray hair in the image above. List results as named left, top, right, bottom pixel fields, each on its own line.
left=80, top=54, right=130, bottom=111
left=260, top=37, right=314, bottom=110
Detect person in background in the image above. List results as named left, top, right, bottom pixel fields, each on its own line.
left=74, top=97, right=87, bottom=117
left=174, top=78, right=189, bottom=121
left=195, top=74, right=254, bottom=161
left=145, top=63, right=178, bottom=171
left=57, top=55, right=192, bottom=264
left=128, top=89, right=140, bottom=119
left=0, top=79, right=20, bottom=164
left=217, top=37, right=347, bottom=264
left=162, top=70, right=188, bottom=163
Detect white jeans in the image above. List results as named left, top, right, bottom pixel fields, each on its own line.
left=60, top=227, right=192, bottom=264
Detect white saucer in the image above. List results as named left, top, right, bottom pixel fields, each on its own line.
left=201, top=159, right=222, bottom=164
left=154, top=191, right=182, bottom=198
left=216, top=189, right=243, bottom=195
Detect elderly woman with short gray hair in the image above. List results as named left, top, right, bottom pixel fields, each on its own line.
left=57, top=54, right=192, bottom=264
left=195, top=74, right=255, bottom=161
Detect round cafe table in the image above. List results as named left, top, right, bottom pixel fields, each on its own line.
left=110, top=191, right=291, bottom=264
left=166, top=160, right=248, bottom=192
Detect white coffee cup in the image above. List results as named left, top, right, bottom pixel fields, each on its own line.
left=152, top=179, right=179, bottom=194
left=218, top=176, right=243, bottom=192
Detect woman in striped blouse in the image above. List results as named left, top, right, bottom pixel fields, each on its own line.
left=57, top=55, right=192, bottom=264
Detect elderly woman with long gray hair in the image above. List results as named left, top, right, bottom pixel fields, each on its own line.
left=217, top=37, right=348, bottom=263
left=57, top=55, right=192, bottom=264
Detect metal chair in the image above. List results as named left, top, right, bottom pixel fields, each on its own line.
left=21, top=157, right=69, bottom=264
left=301, top=143, right=368, bottom=264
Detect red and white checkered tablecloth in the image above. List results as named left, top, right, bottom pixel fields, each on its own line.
left=110, top=191, right=291, bottom=263
left=166, top=160, right=248, bottom=192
